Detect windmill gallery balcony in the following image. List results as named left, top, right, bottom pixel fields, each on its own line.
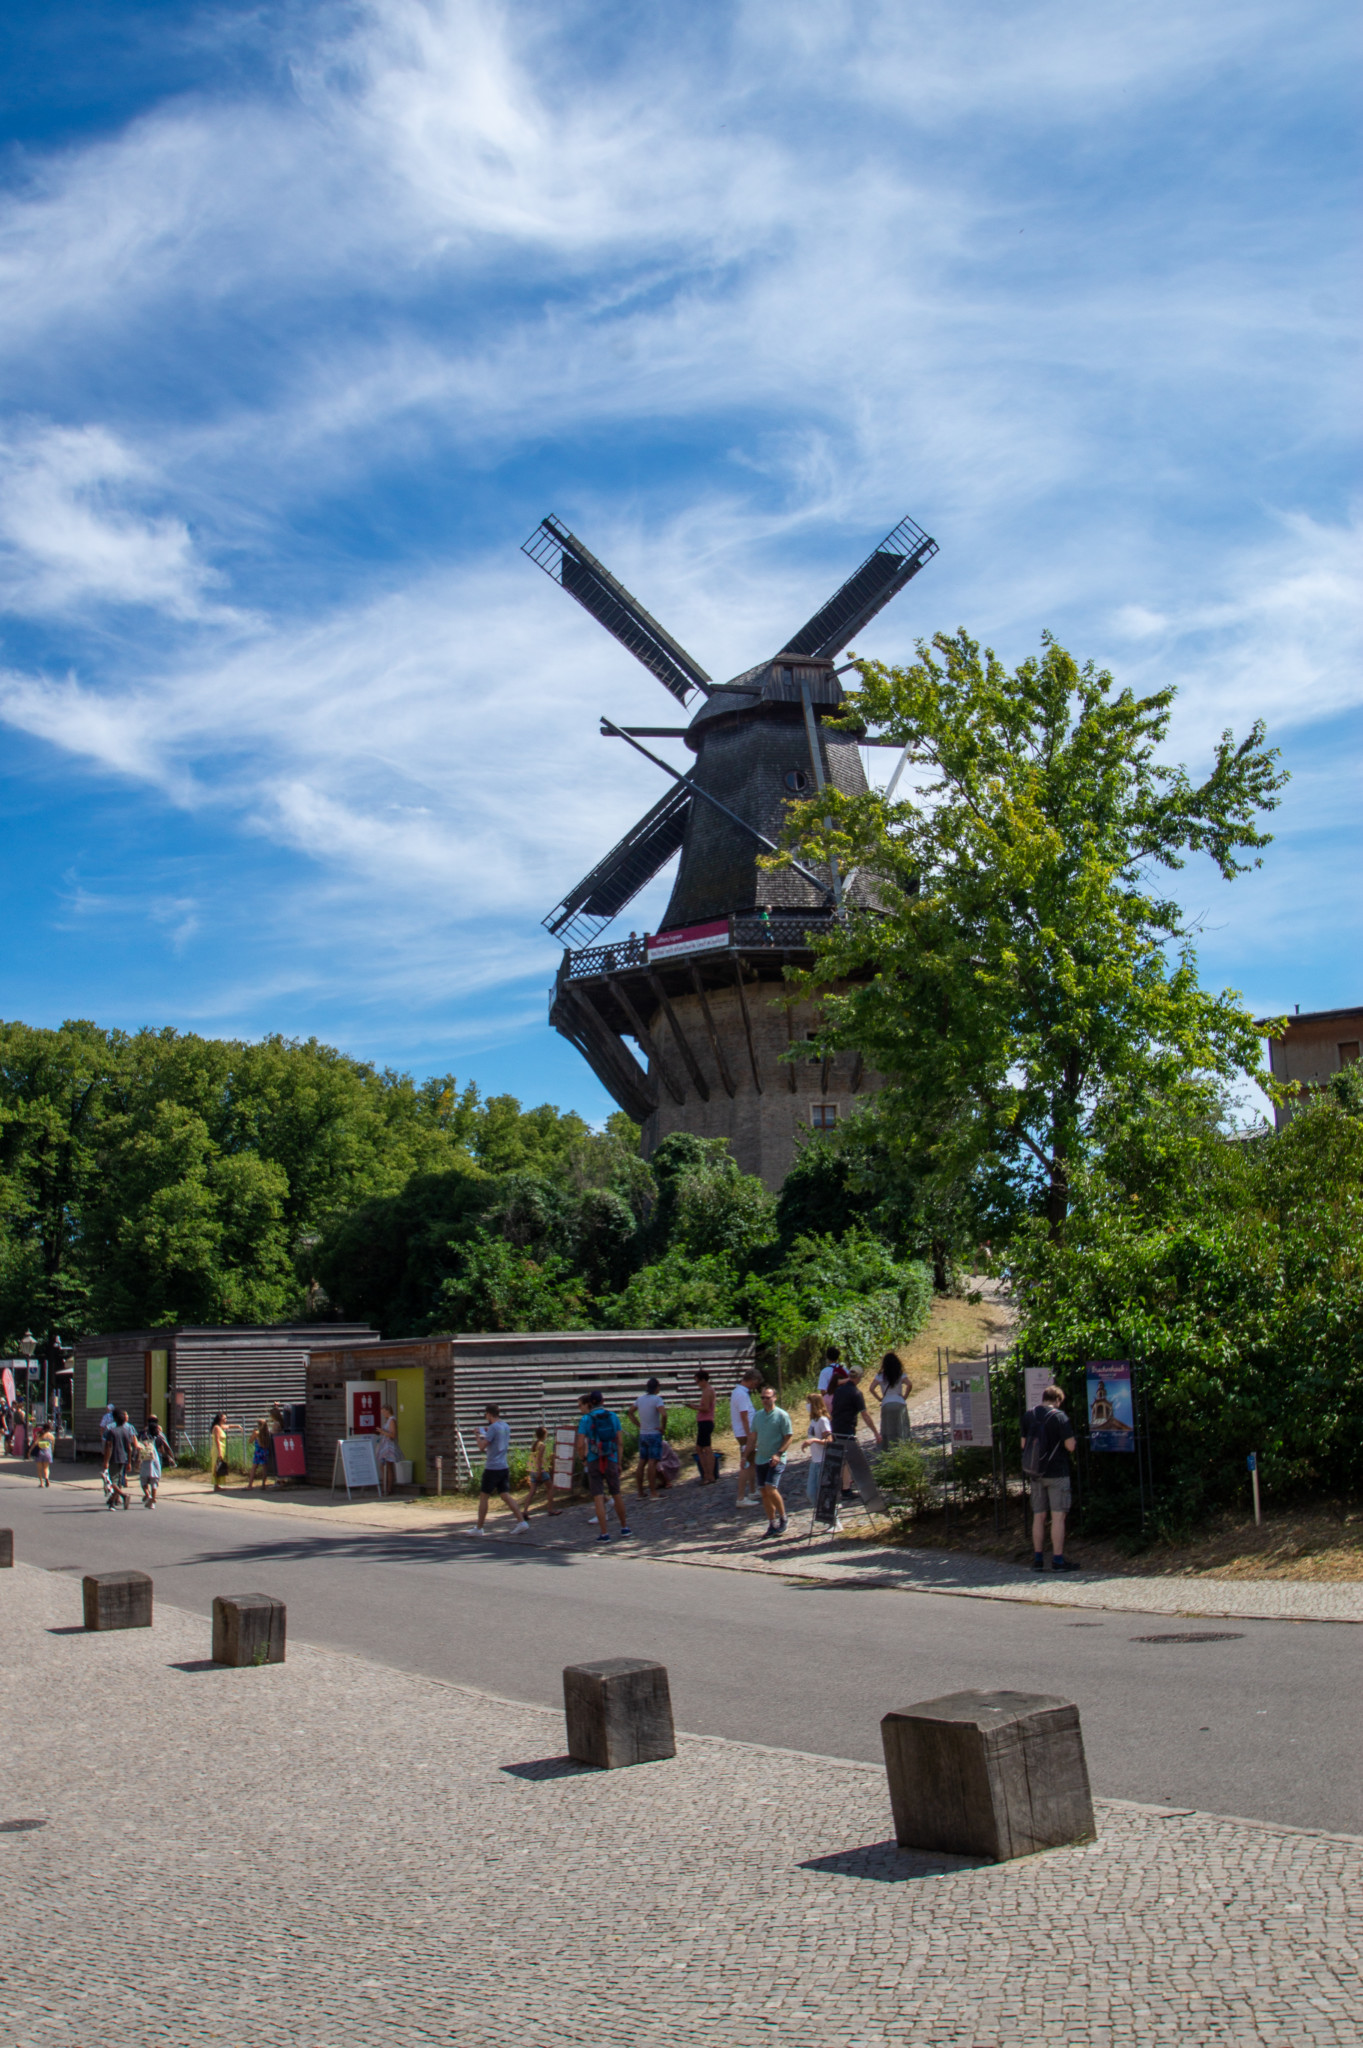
left=549, top=911, right=879, bottom=1189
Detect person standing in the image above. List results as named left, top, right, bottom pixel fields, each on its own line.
left=375, top=1404, right=400, bottom=1497
left=873, top=1354, right=910, bottom=1445
left=103, top=1408, right=137, bottom=1510
left=629, top=1378, right=667, bottom=1501
left=751, top=1385, right=793, bottom=1540
left=730, top=1370, right=758, bottom=1507
left=803, top=1393, right=831, bottom=1509
left=34, top=1418, right=55, bottom=1487
left=210, top=1411, right=231, bottom=1491
left=829, top=1365, right=882, bottom=1477
left=1022, top=1385, right=1079, bottom=1570
left=475, top=1405, right=530, bottom=1534
left=577, top=1390, right=631, bottom=1542
left=247, top=1418, right=273, bottom=1493
left=681, top=1369, right=717, bottom=1484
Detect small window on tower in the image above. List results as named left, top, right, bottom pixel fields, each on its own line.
left=811, top=1104, right=838, bottom=1130
left=784, top=768, right=810, bottom=792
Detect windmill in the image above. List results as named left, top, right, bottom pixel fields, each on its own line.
left=526, top=511, right=938, bottom=1187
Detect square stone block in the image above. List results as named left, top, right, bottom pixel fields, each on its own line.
left=0, top=1528, right=12, bottom=1568
left=881, top=1688, right=1095, bottom=1861
left=563, top=1658, right=676, bottom=1769
left=82, top=1570, right=153, bottom=1631
left=212, top=1594, right=287, bottom=1667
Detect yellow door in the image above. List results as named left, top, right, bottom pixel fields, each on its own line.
left=389, top=1368, right=426, bottom=1484
left=149, top=1350, right=169, bottom=1427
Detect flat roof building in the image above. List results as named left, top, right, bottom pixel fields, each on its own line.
left=1261, top=1005, right=1363, bottom=1129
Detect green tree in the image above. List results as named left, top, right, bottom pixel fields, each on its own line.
left=782, top=631, right=1287, bottom=1236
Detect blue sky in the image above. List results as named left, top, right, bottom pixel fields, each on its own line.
left=0, top=0, right=1357, bottom=1123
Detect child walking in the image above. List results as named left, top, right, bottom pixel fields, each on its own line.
left=247, top=1417, right=272, bottom=1491
left=140, top=1414, right=175, bottom=1507
left=522, top=1425, right=550, bottom=1515
left=34, top=1420, right=55, bottom=1486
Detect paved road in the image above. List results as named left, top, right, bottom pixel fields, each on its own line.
left=4, top=1468, right=1358, bottom=1833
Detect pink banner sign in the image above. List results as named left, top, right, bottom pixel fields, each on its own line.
left=1, top=1368, right=15, bottom=1407
left=646, top=918, right=730, bottom=963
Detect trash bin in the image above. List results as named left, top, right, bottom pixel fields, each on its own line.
left=394, top=1459, right=413, bottom=1487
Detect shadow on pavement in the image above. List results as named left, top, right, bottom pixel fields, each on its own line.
left=500, top=1756, right=597, bottom=1781
left=799, top=1839, right=990, bottom=1883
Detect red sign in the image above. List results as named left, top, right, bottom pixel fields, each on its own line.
left=1, top=1368, right=14, bottom=1407
left=646, top=918, right=730, bottom=963
left=273, top=1432, right=307, bottom=1477
left=351, top=1387, right=382, bottom=1435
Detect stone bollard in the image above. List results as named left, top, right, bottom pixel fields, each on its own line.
left=881, top=1688, right=1095, bottom=1862
left=82, top=1570, right=153, bottom=1631
left=563, top=1657, right=676, bottom=1769
left=0, top=1529, right=12, bottom=1568
left=212, top=1594, right=287, bottom=1667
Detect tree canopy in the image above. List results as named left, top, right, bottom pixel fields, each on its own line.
left=781, top=630, right=1287, bottom=1237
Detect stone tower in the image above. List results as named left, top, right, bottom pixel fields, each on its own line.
left=527, top=512, right=938, bottom=1189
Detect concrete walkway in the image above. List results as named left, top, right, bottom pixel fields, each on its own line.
left=2, top=1560, right=1359, bottom=2048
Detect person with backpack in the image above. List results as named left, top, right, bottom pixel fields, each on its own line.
left=140, top=1414, right=175, bottom=1507
left=1022, top=1384, right=1079, bottom=1571
left=577, top=1390, right=631, bottom=1543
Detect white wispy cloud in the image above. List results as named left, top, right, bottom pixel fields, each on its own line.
left=0, top=0, right=1354, bottom=1056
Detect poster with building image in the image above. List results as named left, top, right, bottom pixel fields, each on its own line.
left=949, top=1366, right=993, bottom=1447
left=1086, top=1360, right=1135, bottom=1452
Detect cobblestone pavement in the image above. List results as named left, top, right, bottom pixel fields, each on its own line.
left=2, top=1563, right=1359, bottom=2048
left=16, top=1460, right=1363, bottom=1624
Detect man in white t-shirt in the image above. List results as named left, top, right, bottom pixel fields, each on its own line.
left=729, top=1370, right=759, bottom=1506
left=816, top=1346, right=844, bottom=1401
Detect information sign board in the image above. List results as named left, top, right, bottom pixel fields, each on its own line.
left=85, top=1357, right=108, bottom=1410
left=331, top=1434, right=381, bottom=1499
left=813, top=1439, right=847, bottom=1523
left=1023, top=1367, right=1051, bottom=1415
left=552, top=1423, right=578, bottom=1488
left=949, top=1365, right=993, bottom=1447
left=273, top=1432, right=307, bottom=1478
left=1086, top=1360, right=1135, bottom=1452
left=347, top=1382, right=383, bottom=1437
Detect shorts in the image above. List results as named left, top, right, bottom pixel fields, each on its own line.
left=108, top=1463, right=129, bottom=1489
left=526, top=1470, right=550, bottom=1492
left=755, top=1458, right=786, bottom=1488
left=480, top=1466, right=511, bottom=1494
left=639, top=1432, right=663, bottom=1462
left=588, top=1460, right=621, bottom=1498
left=1030, top=1476, right=1071, bottom=1514
left=696, top=1421, right=714, bottom=1448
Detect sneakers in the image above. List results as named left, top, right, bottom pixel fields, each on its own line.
left=759, top=1523, right=777, bottom=1541
left=1051, top=1555, right=1079, bottom=1572
left=597, top=1531, right=613, bottom=1543
left=510, top=1518, right=530, bottom=1535
left=474, top=1526, right=488, bottom=1537
left=618, top=1525, right=632, bottom=1538
left=738, top=1496, right=760, bottom=1508
left=1031, top=1553, right=1045, bottom=1571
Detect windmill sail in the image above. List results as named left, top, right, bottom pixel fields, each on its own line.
left=542, top=781, right=693, bottom=946
left=523, top=516, right=711, bottom=706
left=782, top=512, right=938, bottom=660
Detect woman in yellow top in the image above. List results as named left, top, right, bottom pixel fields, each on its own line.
left=211, top=1411, right=230, bottom=1490
left=34, top=1421, right=55, bottom=1486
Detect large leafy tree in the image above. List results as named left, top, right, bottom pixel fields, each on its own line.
left=783, top=631, right=1287, bottom=1236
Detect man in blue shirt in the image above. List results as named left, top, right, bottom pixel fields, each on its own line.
left=751, top=1384, right=793, bottom=1540
left=576, top=1390, right=632, bottom=1543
